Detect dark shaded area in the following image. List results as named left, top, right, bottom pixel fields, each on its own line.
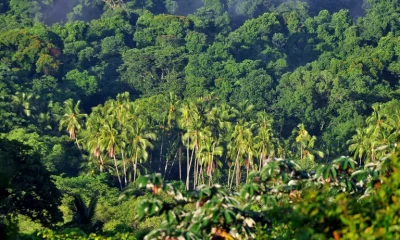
left=0, top=139, right=62, bottom=237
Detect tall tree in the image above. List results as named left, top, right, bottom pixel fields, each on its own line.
left=127, top=118, right=156, bottom=182
left=99, top=118, right=123, bottom=190
left=59, top=99, right=87, bottom=149
left=254, top=112, right=274, bottom=170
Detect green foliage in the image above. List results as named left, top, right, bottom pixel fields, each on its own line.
left=133, top=147, right=400, bottom=239
left=35, top=228, right=137, bottom=240
left=1, top=0, right=400, bottom=239
left=0, top=138, right=62, bottom=230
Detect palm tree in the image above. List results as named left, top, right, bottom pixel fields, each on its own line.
left=59, top=99, right=87, bottom=149
left=294, top=123, right=310, bottom=160
left=166, top=92, right=180, bottom=129
left=11, top=91, right=38, bottom=117
left=158, top=93, right=180, bottom=174
left=206, top=103, right=237, bottom=143
left=179, top=101, right=199, bottom=190
left=182, top=117, right=210, bottom=189
left=229, top=120, right=255, bottom=188
left=71, top=193, right=98, bottom=226
left=127, top=118, right=156, bottom=182
left=254, top=112, right=274, bottom=170
left=197, top=135, right=223, bottom=186
left=84, top=110, right=105, bottom=171
left=348, top=127, right=380, bottom=165
left=106, top=93, right=132, bottom=186
left=99, top=118, right=123, bottom=190
left=236, top=100, right=254, bottom=122
left=109, top=92, right=132, bottom=124
left=348, top=129, right=369, bottom=164
left=293, top=123, right=323, bottom=169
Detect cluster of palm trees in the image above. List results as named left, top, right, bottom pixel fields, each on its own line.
left=60, top=92, right=324, bottom=190
left=348, top=100, right=400, bottom=164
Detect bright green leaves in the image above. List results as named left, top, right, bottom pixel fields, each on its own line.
left=135, top=175, right=259, bottom=239
left=64, top=70, right=98, bottom=96
left=134, top=11, right=192, bottom=48
left=349, top=100, right=400, bottom=164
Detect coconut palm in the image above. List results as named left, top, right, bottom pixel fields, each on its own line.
left=68, top=193, right=99, bottom=232
left=182, top=118, right=211, bottom=189
left=158, top=93, right=180, bottom=174
left=127, top=118, right=156, bottom=182
left=84, top=109, right=105, bottom=170
left=179, top=101, right=200, bottom=190
left=228, top=120, right=255, bottom=188
left=59, top=99, right=87, bottom=149
left=197, top=135, right=224, bottom=186
left=108, top=92, right=132, bottom=124
left=293, top=123, right=323, bottom=169
left=206, top=103, right=237, bottom=142
left=11, top=91, right=38, bottom=117
left=99, top=118, right=123, bottom=190
left=348, top=128, right=381, bottom=164
left=254, top=112, right=274, bottom=170
left=106, top=93, right=133, bottom=186
left=166, top=92, right=180, bottom=130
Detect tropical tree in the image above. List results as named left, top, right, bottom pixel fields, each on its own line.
left=59, top=99, right=87, bottom=149
left=178, top=100, right=199, bottom=190
left=70, top=193, right=98, bottom=229
left=84, top=108, right=106, bottom=172
left=127, top=118, right=156, bottom=182
left=11, top=91, right=38, bottom=117
left=197, top=134, right=224, bottom=186
left=293, top=123, right=323, bottom=169
left=228, top=119, right=255, bottom=188
left=348, top=128, right=374, bottom=164
left=106, top=92, right=132, bottom=186
left=98, top=118, right=123, bottom=190
left=254, top=111, right=275, bottom=170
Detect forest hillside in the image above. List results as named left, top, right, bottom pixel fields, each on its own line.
left=1, top=0, right=400, bottom=239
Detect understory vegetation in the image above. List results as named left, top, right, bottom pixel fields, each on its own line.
left=1, top=0, right=400, bottom=239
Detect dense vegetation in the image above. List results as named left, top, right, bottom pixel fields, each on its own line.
left=1, top=0, right=400, bottom=239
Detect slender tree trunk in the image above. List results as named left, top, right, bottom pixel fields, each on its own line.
left=122, top=149, right=127, bottom=186
left=75, top=138, right=81, bottom=149
left=202, top=164, right=205, bottom=185
left=99, top=155, right=104, bottom=172
left=246, top=163, right=249, bottom=183
left=229, top=149, right=240, bottom=188
left=133, top=155, right=138, bottom=182
left=74, top=138, right=84, bottom=158
left=300, top=146, right=303, bottom=160
left=210, top=144, right=216, bottom=186
left=179, top=146, right=182, bottom=180
left=259, top=145, right=265, bottom=171
left=113, top=156, right=122, bottom=190
left=230, top=160, right=237, bottom=189
left=199, top=162, right=204, bottom=186
left=186, top=138, right=192, bottom=190
left=208, top=160, right=212, bottom=186
left=234, top=149, right=241, bottom=188
left=227, top=164, right=231, bottom=187
left=167, top=150, right=178, bottom=178
left=159, top=129, right=164, bottom=172
left=164, top=151, right=177, bottom=178
left=194, top=156, right=198, bottom=189
left=236, top=158, right=241, bottom=188
left=190, top=148, right=195, bottom=177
